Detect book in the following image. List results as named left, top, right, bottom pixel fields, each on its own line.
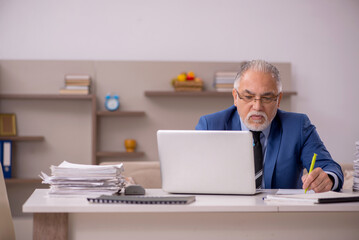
left=65, top=75, right=91, bottom=81
left=64, top=75, right=91, bottom=88
left=0, top=140, right=12, bottom=178
left=64, top=86, right=89, bottom=90
left=61, top=74, right=92, bottom=94
left=65, top=81, right=91, bottom=86
left=59, top=88, right=89, bottom=95
left=88, top=195, right=196, bottom=204
left=264, top=191, right=359, bottom=204
left=215, top=72, right=238, bottom=78
left=214, top=83, right=234, bottom=88
left=214, top=88, right=233, bottom=92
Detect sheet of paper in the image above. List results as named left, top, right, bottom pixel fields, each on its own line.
left=265, top=191, right=359, bottom=204
left=275, top=191, right=358, bottom=199
left=276, top=189, right=314, bottom=195
left=58, top=161, right=123, bottom=169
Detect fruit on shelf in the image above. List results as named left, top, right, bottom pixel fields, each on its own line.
left=177, top=73, right=187, bottom=82
left=186, top=71, right=195, bottom=80
left=171, top=71, right=204, bottom=91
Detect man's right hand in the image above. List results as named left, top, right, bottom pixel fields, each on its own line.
left=301, top=167, right=333, bottom=193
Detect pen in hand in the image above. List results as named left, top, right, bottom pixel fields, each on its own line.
left=305, top=153, right=317, bottom=194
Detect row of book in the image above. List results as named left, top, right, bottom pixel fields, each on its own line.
left=59, top=75, right=91, bottom=95
left=213, top=72, right=237, bottom=92
left=40, top=161, right=125, bottom=196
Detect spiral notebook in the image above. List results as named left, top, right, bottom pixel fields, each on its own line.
left=87, top=195, right=196, bottom=204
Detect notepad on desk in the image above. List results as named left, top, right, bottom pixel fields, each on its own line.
left=264, top=191, right=359, bottom=204
left=88, top=195, right=196, bottom=205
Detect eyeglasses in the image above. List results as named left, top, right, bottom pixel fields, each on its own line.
left=235, top=89, right=279, bottom=104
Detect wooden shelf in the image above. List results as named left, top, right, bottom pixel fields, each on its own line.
left=0, top=92, right=97, bottom=163
left=97, top=111, right=145, bottom=117
left=96, top=151, right=145, bottom=158
left=145, top=91, right=297, bottom=97
left=0, top=93, right=95, bottom=100
left=5, top=178, right=42, bottom=184
left=0, top=136, right=45, bottom=141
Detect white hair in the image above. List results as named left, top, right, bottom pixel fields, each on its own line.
left=233, top=60, right=282, bottom=93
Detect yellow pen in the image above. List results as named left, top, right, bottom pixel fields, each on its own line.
left=305, top=153, right=317, bottom=194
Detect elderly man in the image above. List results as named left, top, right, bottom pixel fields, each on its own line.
left=196, top=60, right=343, bottom=192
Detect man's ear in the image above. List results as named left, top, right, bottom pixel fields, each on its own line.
left=277, top=92, right=283, bottom=107
left=232, top=88, right=238, bottom=107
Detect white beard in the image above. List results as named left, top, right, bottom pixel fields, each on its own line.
left=244, top=109, right=276, bottom=131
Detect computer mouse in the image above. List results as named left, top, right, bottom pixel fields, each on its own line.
left=124, top=184, right=146, bottom=195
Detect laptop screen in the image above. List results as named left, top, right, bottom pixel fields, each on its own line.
left=157, top=130, right=256, bottom=195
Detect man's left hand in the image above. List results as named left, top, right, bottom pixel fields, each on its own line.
left=301, top=167, right=333, bottom=193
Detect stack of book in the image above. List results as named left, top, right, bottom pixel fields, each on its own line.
left=40, top=161, right=125, bottom=197
left=213, top=72, right=237, bottom=92
left=354, top=141, right=359, bottom=191
left=59, top=75, right=91, bottom=95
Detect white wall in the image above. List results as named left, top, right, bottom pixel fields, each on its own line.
left=1, top=1, right=359, bottom=239
left=0, top=1, right=358, bottom=162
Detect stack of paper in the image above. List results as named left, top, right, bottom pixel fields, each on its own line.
left=353, top=141, right=359, bottom=191
left=40, top=161, right=125, bottom=197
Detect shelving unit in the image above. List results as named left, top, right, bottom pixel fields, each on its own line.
left=0, top=93, right=147, bottom=178
left=0, top=93, right=146, bottom=183
left=0, top=93, right=96, bottom=183
left=0, top=135, right=44, bottom=183
left=95, top=110, right=146, bottom=163
left=1, top=136, right=44, bottom=184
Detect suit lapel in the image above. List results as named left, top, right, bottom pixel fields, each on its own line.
left=228, top=107, right=242, bottom=130
left=264, top=113, right=282, bottom=188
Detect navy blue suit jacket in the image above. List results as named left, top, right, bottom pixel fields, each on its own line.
left=195, top=105, right=343, bottom=190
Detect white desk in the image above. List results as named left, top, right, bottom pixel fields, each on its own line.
left=23, top=189, right=359, bottom=240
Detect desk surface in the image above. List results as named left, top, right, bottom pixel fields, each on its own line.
left=23, top=189, right=359, bottom=213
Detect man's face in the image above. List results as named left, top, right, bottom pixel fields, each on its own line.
left=232, top=70, right=282, bottom=131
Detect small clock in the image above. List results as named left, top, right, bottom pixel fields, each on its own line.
left=105, top=94, right=120, bottom=111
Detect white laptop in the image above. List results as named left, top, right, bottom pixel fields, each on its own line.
left=157, top=130, right=257, bottom=195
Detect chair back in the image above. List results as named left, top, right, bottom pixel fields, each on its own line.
left=0, top=162, right=15, bottom=240
left=101, top=161, right=162, bottom=188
